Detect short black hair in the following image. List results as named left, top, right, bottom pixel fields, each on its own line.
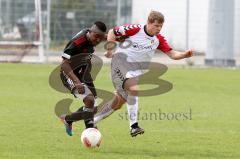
left=94, top=21, right=107, bottom=32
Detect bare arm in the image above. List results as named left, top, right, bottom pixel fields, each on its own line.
left=166, top=49, right=193, bottom=60
left=104, top=29, right=116, bottom=58
left=107, top=29, right=116, bottom=42
left=61, top=58, right=85, bottom=93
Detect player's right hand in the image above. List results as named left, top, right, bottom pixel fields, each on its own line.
left=104, top=51, right=113, bottom=58
left=75, top=83, right=85, bottom=94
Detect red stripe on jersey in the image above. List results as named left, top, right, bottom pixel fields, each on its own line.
left=114, top=24, right=141, bottom=37
left=157, top=34, right=172, bottom=53
left=73, top=36, right=87, bottom=45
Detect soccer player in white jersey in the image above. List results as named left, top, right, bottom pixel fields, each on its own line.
left=94, top=11, right=193, bottom=137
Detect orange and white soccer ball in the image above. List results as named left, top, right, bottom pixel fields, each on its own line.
left=81, top=128, right=102, bottom=148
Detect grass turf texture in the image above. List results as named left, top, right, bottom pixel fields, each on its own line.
left=0, top=63, right=240, bottom=159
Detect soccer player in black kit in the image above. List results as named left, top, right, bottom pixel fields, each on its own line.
left=59, top=21, right=107, bottom=136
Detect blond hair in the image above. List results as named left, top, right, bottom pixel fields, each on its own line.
left=147, top=11, right=164, bottom=24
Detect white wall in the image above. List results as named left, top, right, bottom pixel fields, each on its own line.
left=188, top=0, right=208, bottom=53
left=132, top=0, right=239, bottom=56
left=235, top=0, right=240, bottom=56
left=132, top=0, right=209, bottom=52
left=132, top=0, right=188, bottom=50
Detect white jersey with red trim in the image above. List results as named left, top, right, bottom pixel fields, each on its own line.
left=113, top=24, right=171, bottom=62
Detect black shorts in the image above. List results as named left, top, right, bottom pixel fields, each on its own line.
left=60, top=71, right=97, bottom=97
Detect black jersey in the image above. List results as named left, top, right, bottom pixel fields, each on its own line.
left=62, top=28, right=94, bottom=60
left=62, top=29, right=95, bottom=84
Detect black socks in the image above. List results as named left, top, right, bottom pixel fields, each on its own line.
left=65, top=106, right=94, bottom=128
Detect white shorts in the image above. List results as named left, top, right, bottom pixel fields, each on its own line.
left=111, top=53, right=147, bottom=100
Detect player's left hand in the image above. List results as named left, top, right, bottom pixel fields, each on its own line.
left=185, top=50, right=193, bottom=58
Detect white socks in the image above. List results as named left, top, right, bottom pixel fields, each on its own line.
left=127, top=95, right=138, bottom=128
left=94, top=95, right=139, bottom=129
left=94, top=100, right=114, bottom=124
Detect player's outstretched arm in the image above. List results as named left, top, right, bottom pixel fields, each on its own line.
left=104, top=29, right=116, bottom=58
left=166, top=49, right=193, bottom=60
left=107, top=29, right=116, bottom=42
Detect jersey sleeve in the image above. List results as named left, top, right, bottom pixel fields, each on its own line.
left=62, top=42, right=76, bottom=59
left=62, top=35, right=87, bottom=59
left=156, top=34, right=172, bottom=53
left=113, top=24, right=141, bottom=41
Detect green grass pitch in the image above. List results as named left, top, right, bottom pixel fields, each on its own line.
left=0, top=63, right=240, bottom=159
